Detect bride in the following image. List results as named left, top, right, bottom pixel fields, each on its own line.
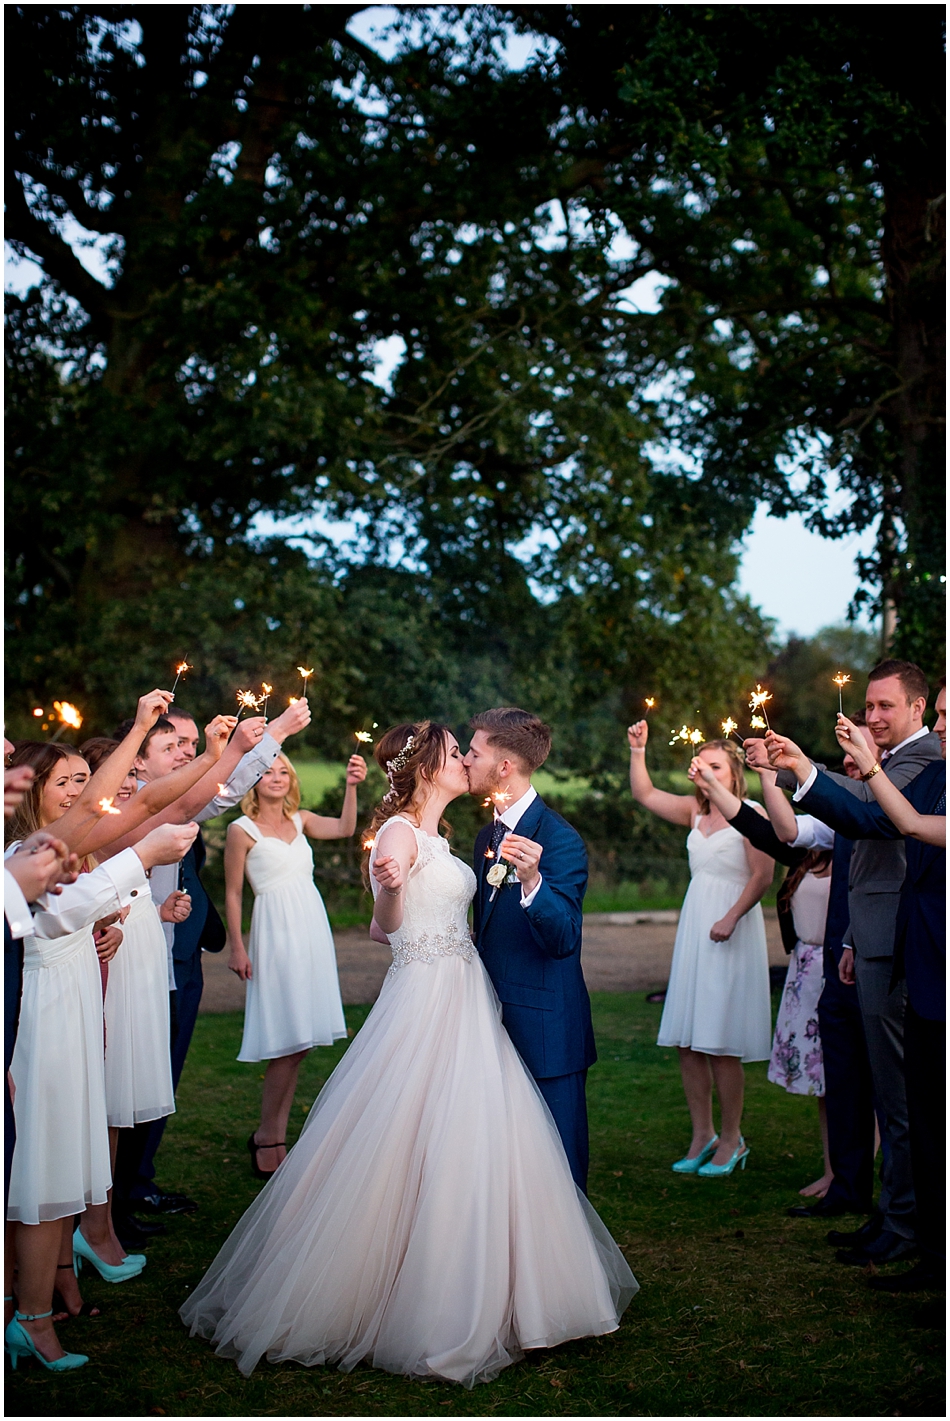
left=180, top=721, right=637, bottom=1386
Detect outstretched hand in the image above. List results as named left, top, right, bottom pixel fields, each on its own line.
left=688, top=755, right=716, bottom=789
left=742, top=738, right=770, bottom=772
left=267, top=698, right=312, bottom=744
left=133, top=689, right=174, bottom=734
left=205, top=715, right=236, bottom=758
left=764, top=731, right=811, bottom=779
left=835, top=714, right=876, bottom=774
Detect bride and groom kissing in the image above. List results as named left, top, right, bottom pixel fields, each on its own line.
left=181, top=708, right=636, bottom=1387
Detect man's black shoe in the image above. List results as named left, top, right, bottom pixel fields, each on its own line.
left=836, top=1228, right=917, bottom=1267
left=826, top=1213, right=884, bottom=1248
left=787, top=1198, right=852, bottom=1219
left=138, top=1189, right=198, bottom=1216
left=114, top=1213, right=167, bottom=1249
left=868, top=1261, right=943, bottom=1293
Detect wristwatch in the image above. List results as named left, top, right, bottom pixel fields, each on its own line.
left=861, top=763, right=882, bottom=781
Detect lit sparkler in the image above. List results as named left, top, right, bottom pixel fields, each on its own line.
left=217, top=784, right=228, bottom=796
left=748, top=683, right=773, bottom=732
left=362, top=835, right=376, bottom=852
left=297, top=666, right=314, bottom=698
left=720, top=716, right=743, bottom=744
left=97, top=796, right=121, bottom=816
left=750, top=715, right=767, bottom=731
left=171, top=657, right=192, bottom=695
left=32, top=707, right=43, bottom=719
left=644, top=697, right=656, bottom=713
left=49, top=700, right=83, bottom=742
left=354, top=730, right=374, bottom=744
left=669, top=724, right=706, bottom=751
left=260, top=682, right=273, bottom=721
left=833, top=672, right=851, bottom=716
left=482, top=788, right=513, bottom=811
left=236, top=689, right=261, bottom=718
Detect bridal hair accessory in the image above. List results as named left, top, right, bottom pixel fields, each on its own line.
left=383, top=734, right=416, bottom=801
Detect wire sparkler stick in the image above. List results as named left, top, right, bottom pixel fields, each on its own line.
left=833, top=672, right=851, bottom=716
left=171, top=657, right=192, bottom=696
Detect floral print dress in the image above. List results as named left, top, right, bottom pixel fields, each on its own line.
left=767, top=871, right=831, bottom=1097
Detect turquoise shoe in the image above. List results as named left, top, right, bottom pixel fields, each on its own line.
left=72, top=1228, right=145, bottom=1283
left=698, top=1137, right=750, bottom=1177
left=671, top=1135, right=719, bottom=1174
left=5, top=1312, right=88, bottom=1371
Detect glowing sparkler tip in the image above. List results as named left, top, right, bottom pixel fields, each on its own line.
left=833, top=672, right=851, bottom=689
left=236, top=689, right=262, bottom=711
left=175, top=660, right=191, bottom=675
left=32, top=707, right=44, bottom=718
left=288, top=696, right=299, bottom=705
left=297, top=666, right=314, bottom=678
left=644, top=697, right=656, bottom=709
left=217, top=784, right=228, bottom=795
left=362, top=836, right=376, bottom=851
left=748, top=683, right=773, bottom=709
left=354, top=730, right=373, bottom=743
left=484, top=848, right=495, bottom=859
left=721, top=717, right=738, bottom=738
left=261, top=682, right=273, bottom=696
left=97, top=796, right=121, bottom=816
left=750, top=715, right=767, bottom=730
left=53, top=700, right=83, bottom=730
left=688, top=728, right=706, bottom=746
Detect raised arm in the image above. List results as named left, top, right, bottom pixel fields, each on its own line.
left=627, top=721, right=695, bottom=827
left=301, top=756, right=367, bottom=840
left=835, top=715, right=946, bottom=847
left=224, top=822, right=254, bottom=981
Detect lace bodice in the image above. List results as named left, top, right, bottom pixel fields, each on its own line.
left=370, top=816, right=477, bottom=972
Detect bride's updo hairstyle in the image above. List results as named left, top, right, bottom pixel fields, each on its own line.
left=361, top=721, right=453, bottom=884
left=693, top=739, right=747, bottom=815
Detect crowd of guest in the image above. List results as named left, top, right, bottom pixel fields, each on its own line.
left=629, top=657, right=945, bottom=1299
left=3, top=690, right=318, bottom=1371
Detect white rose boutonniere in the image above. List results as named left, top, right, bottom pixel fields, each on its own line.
left=486, top=862, right=508, bottom=888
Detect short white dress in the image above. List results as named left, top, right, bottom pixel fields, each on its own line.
left=658, top=810, right=772, bottom=1061
left=768, top=871, right=831, bottom=1096
left=181, top=817, right=636, bottom=1385
left=103, top=888, right=175, bottom=1127
left=235, top=814, right=347, bottom=1063
left=8, top=923, right=112, bottom=1223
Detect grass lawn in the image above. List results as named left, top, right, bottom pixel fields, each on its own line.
left=14, top=996, right=943, bottom=1418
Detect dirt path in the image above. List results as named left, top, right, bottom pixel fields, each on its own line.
left=199, top=910, right=788, bottom=1012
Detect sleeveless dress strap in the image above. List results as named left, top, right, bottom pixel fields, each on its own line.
left=234, top=815, right=263, bottom=843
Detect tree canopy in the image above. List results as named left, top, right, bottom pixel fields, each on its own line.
left=6, top=5, right=944, bottom=757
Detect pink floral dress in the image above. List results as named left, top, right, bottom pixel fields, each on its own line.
left=767, top=871, right=831, bottom=1097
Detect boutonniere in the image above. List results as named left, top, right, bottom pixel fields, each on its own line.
left=486, top=861, right=519, bottom=889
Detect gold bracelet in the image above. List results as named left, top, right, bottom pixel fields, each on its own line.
left=861, top=763, right=882, bottom=781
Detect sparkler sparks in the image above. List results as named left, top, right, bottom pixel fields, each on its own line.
left=482, top=788, right=513, bottom=811
left=644, top=697, right=656, bottom=712
left=171, top=657, right=192, bottom=695
left=32, top=707, right=43, bottom=719
left=748, top=683, right=773, bottom=732
left=260, top=682, right=273, bottom=720
left=297, top=666, right=314, bottom=698
left=49, top=700, right=83, bottom=741
left=750, top=715, right=767, bottom=731
left=97, top=796, right=121, bottom=816
left=236, top=689, right=261, bottom=717
left=720, top=716, right=743, bottom=744
left=354, top=730, right=374, bottom=744
left=833, top=672, right=851, bottom=715
left=669, top=724, right=706, bottom=750
left=362, top=835, right=376, bottom=852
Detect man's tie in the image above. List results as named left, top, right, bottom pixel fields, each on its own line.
left=935, top=790, right=946, bottom=817
left=488, top=817, right=508, bottom=860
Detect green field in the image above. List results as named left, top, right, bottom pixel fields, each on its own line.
left=10, top=995, right=942, bottom=1418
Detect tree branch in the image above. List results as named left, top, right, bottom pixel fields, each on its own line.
left=5, top=177, right=111, bottom=330
left=14, top=158, right=119, bottom=237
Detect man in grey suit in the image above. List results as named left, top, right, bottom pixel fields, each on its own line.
left=750, top=660, right=942, bottom=1267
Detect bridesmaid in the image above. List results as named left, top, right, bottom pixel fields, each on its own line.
left=225, top=753, right=367, bottom=1178
left=627, top=721, right=774, bottom=1176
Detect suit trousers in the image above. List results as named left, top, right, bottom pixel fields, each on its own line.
left=854, top=954, right=914, bottom=1238
left=817, top=954, right=876, bottom=1212
left=903, top=1003, right=944, bottom=1264
left=535, top=1070, right=589, bottom=1195
left=114, top=951, right=204, bottom=1205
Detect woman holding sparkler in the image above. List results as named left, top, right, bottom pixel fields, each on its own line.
left=627, top=723, right=773, bottom=1176
left=225, top=753, right=367, bottom=1179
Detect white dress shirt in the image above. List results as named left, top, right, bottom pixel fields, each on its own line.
left=789, top=814, right=835, bottom=852
left=4, top=872, right=35, bottom=940
left=4, top=846, right=148, bottom=939
left=495, top=785, right=543, bottom=908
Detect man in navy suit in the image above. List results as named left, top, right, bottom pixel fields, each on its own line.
left=464, top=709, right=594, bottom=1192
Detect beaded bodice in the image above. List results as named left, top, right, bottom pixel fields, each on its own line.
left=370, top=816, right=477, bottom=973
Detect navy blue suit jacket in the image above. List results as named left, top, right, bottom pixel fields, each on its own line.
left=172, top=834, right=210, bottom=962
left=473, top=796, right=595, bottom=1080
left=800, top=763, right=946, bottom=1020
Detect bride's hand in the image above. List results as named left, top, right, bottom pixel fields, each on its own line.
left=627, top=720, right=648, bottom=751
left=373, top=853, right=403, bottom=895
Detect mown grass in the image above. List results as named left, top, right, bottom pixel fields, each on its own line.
left=14, top=996, right=942, bottom=1418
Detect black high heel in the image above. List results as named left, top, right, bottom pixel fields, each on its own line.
left=247, top=1132, right=285, bottom=1180
left=52, top=1263, right=104, bottom=1321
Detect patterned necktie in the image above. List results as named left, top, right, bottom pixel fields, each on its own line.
left=936, top=790, right=946, bottom=817
left=488, top=817, right=508, bottom=859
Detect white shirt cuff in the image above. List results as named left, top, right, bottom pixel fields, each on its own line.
left=520, top=875, right=543, bottom=909
left=4, top=871, right=34, bottom=939
left=790, top=813, right=835, bottom=851
left=195, top=733, right=281, bottom=822
left=792, top=765, right=818, bottom=802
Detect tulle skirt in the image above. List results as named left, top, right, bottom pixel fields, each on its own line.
left=8, top=925, right=111, bottom=1223
left=103, top=891, right=175, bottom=1127
left=181, top=950, right=637, bottom=1385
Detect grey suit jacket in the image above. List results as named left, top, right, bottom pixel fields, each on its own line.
left=796, top=731, right=943, bottom=961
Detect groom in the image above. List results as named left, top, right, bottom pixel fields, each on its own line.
left=464, top=708, right=595, bottom=1191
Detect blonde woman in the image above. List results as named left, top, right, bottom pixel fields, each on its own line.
left=226, top=753, right=367, bottom=1178
left=628, top=726, right=774, bottom=1176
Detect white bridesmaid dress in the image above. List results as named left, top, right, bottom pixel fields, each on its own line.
left=658, top=809, right=772, bottom=1062
left=8, top=923, right=112, bottom=1223
left=234, top=813, right=346, bottom=1063
left=104, top=888, right=175, bottom=1127
left=181, top=815, right=637, bottom=1386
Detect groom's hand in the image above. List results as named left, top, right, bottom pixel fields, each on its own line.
left=499, top=833, right=542, bottom=896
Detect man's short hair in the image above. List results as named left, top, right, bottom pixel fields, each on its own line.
left=113, top=714, right=177, bottom=758
left=849, top=707, right=867, bottom=727
left=164, top=704, right=197, bottom=725
left=469, top=707, right=552, bottom=773
left=867, top=659, right=929, bottom=704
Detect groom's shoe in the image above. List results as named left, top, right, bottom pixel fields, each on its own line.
left=138, top=1188, right=197, bottom=1216
left=787, top=1198, right=852, bottom=1219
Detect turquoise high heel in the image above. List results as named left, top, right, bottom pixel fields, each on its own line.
left=5, top=1311, right=88, bottom=1371
left=72, top=1228, right=145, bottom=1283
left=671, top=1135, right=719, bottom=1174
left=698, top=1137, right=750, bottom=1177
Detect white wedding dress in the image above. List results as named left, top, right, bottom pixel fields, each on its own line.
left=180, top=815, right=637, bottom=1386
